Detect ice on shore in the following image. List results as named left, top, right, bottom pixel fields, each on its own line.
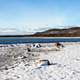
left=0, top=42, right=80, bottom=80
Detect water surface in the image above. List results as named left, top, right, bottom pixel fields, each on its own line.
left=0, top=37, right=79, bottom=44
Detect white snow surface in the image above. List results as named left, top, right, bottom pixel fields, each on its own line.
left=0, top=42, right=80, bottom=80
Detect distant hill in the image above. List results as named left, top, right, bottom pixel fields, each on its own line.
left=31, top=27, right=80, bottom=37
left=0, top=27, right=80, bottom=37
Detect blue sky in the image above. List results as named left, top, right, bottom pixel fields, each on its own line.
left=0, top=0, right=80, bottom=34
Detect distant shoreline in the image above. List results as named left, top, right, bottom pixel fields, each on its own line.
left=0, top=27, right=80, bottom=37
left=0, top=36, right=80, bottom=38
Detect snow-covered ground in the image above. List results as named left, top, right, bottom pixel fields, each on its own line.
left=0, top=42, right=80, bottom=80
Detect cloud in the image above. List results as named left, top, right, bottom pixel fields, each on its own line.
left=0, top=28, right=16, bottom=33
left=0, top=16, right=66, bottom=35
left=0, top=27, right=34, bottom=35
left=0, top=28, right=17, bottom=35
left=24, top=16, right=66, bottom=32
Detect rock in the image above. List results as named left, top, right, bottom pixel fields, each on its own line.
left=22, top=56, right=27, bottom=59
left=37, top=59, right=51, bottom=67
left=4, top=66, right=8, bottom=70
left=27, top=48, right=31, bottom=52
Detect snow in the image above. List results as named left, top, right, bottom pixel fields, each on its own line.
left=0, top=42, right=80, bottom=80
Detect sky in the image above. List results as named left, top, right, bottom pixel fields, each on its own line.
left=0, top=0, right=80, bottom=34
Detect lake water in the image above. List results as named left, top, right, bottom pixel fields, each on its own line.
left=0, top=37, right=80, bottom=44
